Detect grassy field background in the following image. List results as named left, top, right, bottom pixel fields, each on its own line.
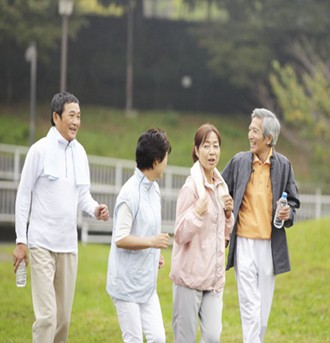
left=1, top=217, right=329, bottom=342
left=0, top=104, right=326, bottom=341
left=0, top=104, right=311, bottom=182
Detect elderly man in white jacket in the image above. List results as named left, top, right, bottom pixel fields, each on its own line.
left=13, top=92, right=109, bottom=343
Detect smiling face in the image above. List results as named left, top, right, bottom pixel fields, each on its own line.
left=53, top=102, right=81, bottom=141
left=248, top=116, right=272, bottom=162
left=195, top=131, right=220, bottom=180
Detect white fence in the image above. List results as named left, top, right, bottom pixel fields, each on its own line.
left=1, top=143, right=329, bottom=243
left=0, top=143, right=188, bottom=243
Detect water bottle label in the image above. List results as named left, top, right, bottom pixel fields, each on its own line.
left=16, top=261, right=27, bottom=288
left=273, top=193, right=288, bottom=229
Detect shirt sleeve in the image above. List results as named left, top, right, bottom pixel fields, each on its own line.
left=174, top=184, right=203, bottom=245
left=225, top=212, right=234, bottom=240
left=15, top=146, right=41, bottom=244
left=77, top=152, right=99, bottom=216
left=115, top=202, right=133, bottom=242
left=78, top=185, right=99, bottom=217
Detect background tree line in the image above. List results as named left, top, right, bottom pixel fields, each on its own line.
left=0, top=0, right=329, bottom=184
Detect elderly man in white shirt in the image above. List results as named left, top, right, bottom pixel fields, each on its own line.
left=13, top=92, right=109, bottom=343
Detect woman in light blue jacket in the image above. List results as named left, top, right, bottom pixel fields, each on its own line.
left=106, top=128, right=171, bottom=343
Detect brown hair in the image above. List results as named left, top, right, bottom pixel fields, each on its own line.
left=192, top=123, right=222, bottom=162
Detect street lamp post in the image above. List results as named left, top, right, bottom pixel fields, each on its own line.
left=25, top=42, right=37, bottom=146
left=59, top=0, right=74, bottom=93
left=125, top=0, right=134, bottom=117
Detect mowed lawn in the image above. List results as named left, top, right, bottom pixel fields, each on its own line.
left=0, top=217, right=329, bottom=343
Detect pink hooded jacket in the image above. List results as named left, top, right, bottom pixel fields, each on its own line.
left=170, top=161, right=234, bottom=291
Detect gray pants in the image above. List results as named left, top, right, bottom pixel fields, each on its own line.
left=172, top=284, right=223, bottom=343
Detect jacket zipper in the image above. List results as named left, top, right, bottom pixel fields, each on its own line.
left=211, top=191, right=220, bottom=289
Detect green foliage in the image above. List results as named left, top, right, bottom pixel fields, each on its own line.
left=188, top=1, right=262, bottom=88
left=0, top=104, right=313, bottom=181
left=189, top=0, right=330, bottom=94
left=0, top=104, right=251, bottom=169
left=0, top=0, right=87, bottom=73
left=79, top=2, right=123, bottom=15
left=194, top=22, right=271, bottom=88
left=270, top=60, right=330, bottom=183
left=1, top=217, right=329, bottom=342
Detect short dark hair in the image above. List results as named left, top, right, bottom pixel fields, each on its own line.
left=136, top=128, right=172, bottom=170
left=192, top=123, right=222, bottom=162
left=50, top=92, right=79, bottom=126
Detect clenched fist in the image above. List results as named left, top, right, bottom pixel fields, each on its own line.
left=195, top=195, right=208, bottom=216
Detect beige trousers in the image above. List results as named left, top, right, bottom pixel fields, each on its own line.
left=30, top=247, right=78, bottom=343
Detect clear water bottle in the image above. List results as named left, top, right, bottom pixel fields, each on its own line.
left=273, top=192, right=288, bottom=229
left=16, top=260, right=26, bottom=288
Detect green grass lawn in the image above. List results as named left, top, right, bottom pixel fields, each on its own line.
left=1, top=217, right=329, bottom=342
left=0, top=104, right=311, bottom=182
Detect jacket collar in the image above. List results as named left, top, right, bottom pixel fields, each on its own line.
left=134, top=167, right=154, bottom=192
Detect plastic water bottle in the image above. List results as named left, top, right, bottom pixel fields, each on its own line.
left=273, top=192, right=288, bottom=229
left=16, top=261, right=26, bottom=288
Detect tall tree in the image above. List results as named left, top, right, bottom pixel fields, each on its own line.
left=269, top=39, right=330, bottom=184
left=186, top=0, right=330, bottom=183
left=187, top=0, right=330, bottom=100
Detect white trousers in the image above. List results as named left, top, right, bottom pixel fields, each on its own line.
left=30, top=247, right=78, bottom=343
left=113, top=292, right=166, bottom=343
left=235, top=237, right=276, bottom=343
left=172, top=284, right=224, bottom=343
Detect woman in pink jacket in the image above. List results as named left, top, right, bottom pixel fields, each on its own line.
left=170, top=123, right=234, bottom=342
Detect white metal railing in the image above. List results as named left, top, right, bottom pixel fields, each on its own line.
left=1, top=143, right=330, bottom=243
left=0, top=143, right=189, bottom=189
left=0, top=143, right=188, bottom=242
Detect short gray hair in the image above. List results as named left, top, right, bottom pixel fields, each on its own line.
left=251, top=108, right=280, bottom=146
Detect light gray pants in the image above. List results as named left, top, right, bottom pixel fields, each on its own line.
left=172, top=284, right=224, bottom=343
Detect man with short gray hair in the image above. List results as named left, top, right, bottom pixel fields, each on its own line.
left=222, top=108, right=300, bottom=343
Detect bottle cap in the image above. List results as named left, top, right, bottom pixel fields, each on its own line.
left=282, top=192, right=287, bottom=198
